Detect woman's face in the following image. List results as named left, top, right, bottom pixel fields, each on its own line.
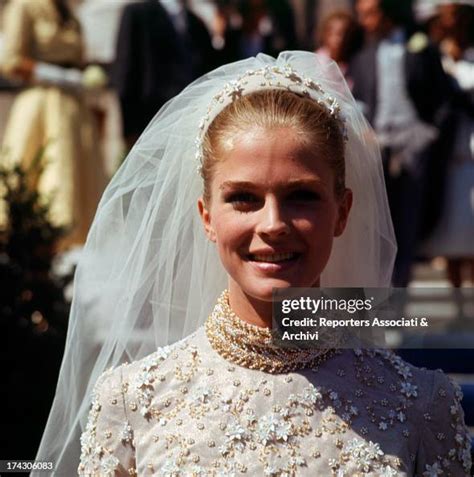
left=324, top=18, right=348, bottom=60
left=198, top=126, right=352, bottom=303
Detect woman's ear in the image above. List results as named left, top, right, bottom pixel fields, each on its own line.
left=198, top=197, right=217, bottom=242
left=334, top=188, right=353, bottom=237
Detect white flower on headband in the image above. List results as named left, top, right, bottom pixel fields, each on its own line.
left=195, top=64, right=347, bottom=172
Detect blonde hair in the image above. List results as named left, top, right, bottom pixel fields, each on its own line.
left=201, top=89, right=345, bottom=203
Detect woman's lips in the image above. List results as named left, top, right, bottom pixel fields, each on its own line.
left=250, top=252, right=298, bottom=262
left=246, top=252, right=301, bottom=273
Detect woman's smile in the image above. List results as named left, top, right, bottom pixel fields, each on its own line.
left=245, top=250, right=302, bottom=273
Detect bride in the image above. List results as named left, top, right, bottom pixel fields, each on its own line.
left=34, top=52, right=471, bottom=476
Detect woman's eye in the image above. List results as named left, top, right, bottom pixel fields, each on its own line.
left=225, top=192, right=260, bottom=212
left=288, top=190, right=320, bottom=201
left=226, top=192, right=258, bottom=204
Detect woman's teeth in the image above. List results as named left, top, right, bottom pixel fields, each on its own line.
left=251, top=253, right=296, bottom=263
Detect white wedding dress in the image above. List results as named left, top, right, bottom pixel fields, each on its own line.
left=78, top=294, right=471, bottom=477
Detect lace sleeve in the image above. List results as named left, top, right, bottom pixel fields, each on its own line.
left=78, top=366, right=136, bottom=476
left=415, top=370, right=472, bottom=476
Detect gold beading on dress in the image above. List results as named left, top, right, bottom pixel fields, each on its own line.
left=205, top=290, right=338, bottom=373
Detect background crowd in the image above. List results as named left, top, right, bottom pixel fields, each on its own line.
left=0, top=0, right=473, bottom=469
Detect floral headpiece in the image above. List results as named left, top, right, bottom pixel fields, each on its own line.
left=195, top=64, right=347, bottom=171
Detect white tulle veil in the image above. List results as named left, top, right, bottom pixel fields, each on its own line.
left=34, top=51, right=396, bottom=475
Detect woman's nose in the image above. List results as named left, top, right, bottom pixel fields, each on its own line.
left=255, top=197, right=291, bottom=238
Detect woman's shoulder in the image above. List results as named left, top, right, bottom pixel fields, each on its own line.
left=331, top=348, right=467, bottom=426
left=357, top=349, right=471, bottom=474
left=406, top=362, right=471, bottom=475
left=395, top=350, right=462, bottom=393
left=359, top=348, right=463, bottom=404
left=94, top=327, right=206, bottom=393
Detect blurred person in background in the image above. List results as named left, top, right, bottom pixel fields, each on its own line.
left=113, top=0, right=215, bottom=150
left=290, top=0, right=355, bottom=50
left=315, top=9, right=363, bottom=87
left=350, top=0, right=451, bottom=287
left=0, top=0, right=107, bottom=248
left=414, top=0, right=446, bottom=46
left=422, top=1, right=474, bottom=287
left=214, top=0, right=296, bottom=63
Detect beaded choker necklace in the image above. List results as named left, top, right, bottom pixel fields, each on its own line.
left=205, top=290, right=337, bottom=374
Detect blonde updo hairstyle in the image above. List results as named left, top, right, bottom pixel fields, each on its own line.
left=201, top=89, right=346, bottom=204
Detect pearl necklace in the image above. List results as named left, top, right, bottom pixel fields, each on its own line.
left=205, top=290, right=338, bottom=374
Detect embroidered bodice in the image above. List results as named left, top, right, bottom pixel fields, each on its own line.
left=79, top=295, right=471, bottom=476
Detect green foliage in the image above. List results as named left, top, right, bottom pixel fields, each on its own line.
left=0, top=147, right=70, bottom=336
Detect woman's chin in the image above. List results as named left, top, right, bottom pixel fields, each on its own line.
left=245, top=280, right=301, bottom=303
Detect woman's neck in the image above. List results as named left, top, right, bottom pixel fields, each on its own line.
left=228, top=282, right=273, bottom=329
left=227, top=278, right=321, bottom=329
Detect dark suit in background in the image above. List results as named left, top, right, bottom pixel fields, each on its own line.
left=350, top=36, right=451, bottom=286
left=350, top=40, right=448, bottom=126
left=218, top=0, right=297, bottom=64
left=113, top=0, right=215, bottom=147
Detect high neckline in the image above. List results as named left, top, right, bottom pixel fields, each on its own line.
left=205, top=290, right=337, bottom=374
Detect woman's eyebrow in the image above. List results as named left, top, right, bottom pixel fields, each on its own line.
left=219, top=181, right=257, bottom=191
left=219, top=178, right=324, bottom=191
left=284, top=178, right=324, bottom=188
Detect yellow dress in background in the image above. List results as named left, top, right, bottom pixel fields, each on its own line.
left=1, top=0, right=106, bottom=245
